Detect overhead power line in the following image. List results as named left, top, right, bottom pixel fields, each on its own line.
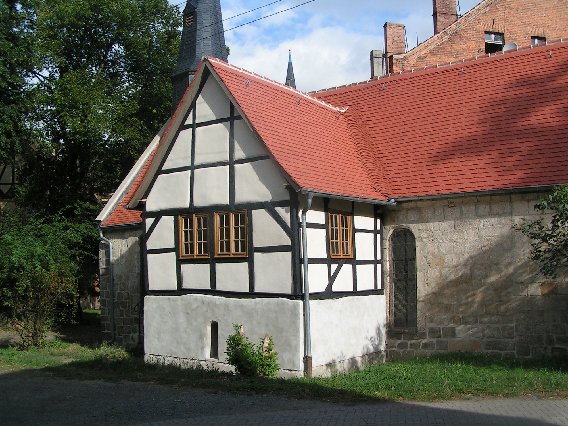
left=170, top=0, right=285, bottom=24
left=205, top=0, right=317, bottom=41
left=168, top=0, right=318, bottom=44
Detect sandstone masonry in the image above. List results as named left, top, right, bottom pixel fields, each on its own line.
left=383, top=192, right=568, bottom=360
left=99, top=227, right=143, bottom=350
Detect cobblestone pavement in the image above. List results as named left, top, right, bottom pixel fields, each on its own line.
left=1, top=371, right=567, bottom=425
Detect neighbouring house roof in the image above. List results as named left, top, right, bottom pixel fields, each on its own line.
left=99, top=40, right=568, bottom=227
left=399, top=0, right=499, bottom=67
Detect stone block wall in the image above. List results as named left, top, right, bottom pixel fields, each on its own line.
left=389, top=0, right=568, bottom=73
left=99, top=227, right=144, bottom=351
left=383, top=192, right=568, bottom=360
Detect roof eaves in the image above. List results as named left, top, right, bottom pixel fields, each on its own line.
left=394, top=185, right=557, bottom=203
left=299, top=188, right=395, bottom=206
left=100, top=220, right=143, bottom=230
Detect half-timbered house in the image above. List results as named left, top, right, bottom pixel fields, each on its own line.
left=117, top=58, right=389, bottom=376
left=99, top=38, right=568, bottom=376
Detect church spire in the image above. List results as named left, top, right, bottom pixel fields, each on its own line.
left=172, top=0, right=228, bottom=110
left=285, top=50, right=296, bottom=89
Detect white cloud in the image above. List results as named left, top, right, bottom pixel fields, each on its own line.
left=228, top=25, right=377, bottom=92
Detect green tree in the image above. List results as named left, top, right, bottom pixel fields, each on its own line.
left=18, top=0, right=180, bottom=212
left=516, top=185, right=568, bottom=278
left=0, top=0, right=35, bottom=164
left=0, top=0, right=180, bottom=337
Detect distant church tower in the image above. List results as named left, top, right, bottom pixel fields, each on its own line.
left=172, top=0, right=228, bottom=110
left=285, top=50, right=296, bottom=89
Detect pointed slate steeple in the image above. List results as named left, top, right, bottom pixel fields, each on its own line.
left=172, top=0, right=228, bottom=110
left=285, top=50, right=296, bottom=89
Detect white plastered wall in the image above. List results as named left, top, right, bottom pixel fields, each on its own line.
left=234, top=119, right=268, bottom=160
left=194, top=76, right=230, bottom=123
left=216, top=262, right=249, bottom=292
left=145, top=217, right=175, bottom=250
left=181, top=263, right=210, bottom=289
left=146, top=171, right=190, bottom=212
left=162, top=129, right=192, bottom=171
left=235, top=159, right=289, bottom=203
left=147, top=252, right=177, bottom=291
left=303, top=197, right=382, bottom=294
left=145, top=294, right=304, bottom=372
left=311, top=295, right=386, bottom=372
left=193, top=165, right=229, bottom=206
left=194, top=123, right=229, bottom=165
left=254, top=252, right=292, bottom=293
left=251, top=208, right=290, bottom=247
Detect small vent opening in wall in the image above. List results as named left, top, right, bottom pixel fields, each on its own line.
left=210, top=321, right=219, bottom=359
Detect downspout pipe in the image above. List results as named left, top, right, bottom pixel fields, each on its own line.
left=301, top=192, right=313, bottom=377
left=99, top=228, right=115, bottom=342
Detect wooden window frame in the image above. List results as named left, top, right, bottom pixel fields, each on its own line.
left=328, top=211, right=353, bottom=259
left=178, top=214, right=209, bottom=259
left=214, top=211, right=248, bottom=258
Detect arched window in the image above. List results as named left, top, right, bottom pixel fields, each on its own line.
left=391, top=229, right=417, bottom=328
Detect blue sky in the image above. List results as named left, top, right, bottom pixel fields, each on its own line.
left=168, top=0, right=479, bottom=91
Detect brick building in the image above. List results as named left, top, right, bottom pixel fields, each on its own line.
left=384, top=0, right=568, bottom=74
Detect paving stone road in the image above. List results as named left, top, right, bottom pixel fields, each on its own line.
left=1, top=370, right=567, bottom=425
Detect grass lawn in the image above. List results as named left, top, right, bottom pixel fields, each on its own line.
left=1, top=335, right=568, bottom=402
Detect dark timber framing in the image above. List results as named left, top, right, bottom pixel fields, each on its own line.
left=298, top=197, right=384, bottom=298
left=141, top=72, right=385, bottom=301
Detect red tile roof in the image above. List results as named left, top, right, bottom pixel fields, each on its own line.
left=207, top=58, right=387, bottom=202
left=100, top=41, right=568, bottom=227
left=314, top=42, right=568, bottom=198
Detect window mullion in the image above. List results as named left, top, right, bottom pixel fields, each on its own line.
left=192, top=215, right=198, bottom=257
left=229, top=212, right=235, bottom=256
left=338, top=217, right=344, bottom=256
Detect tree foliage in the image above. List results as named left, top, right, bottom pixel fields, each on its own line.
left=0, top=0, right=181, bottom=344
left=5, top=0, right=180, bottom=212
left=516, top=185, right=568, bottom=278
left=0, top=207, right=98, bottom=347
left=0, top=0, right=35, bottom=163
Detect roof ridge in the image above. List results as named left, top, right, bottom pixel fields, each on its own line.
left=312, top=39, right=568, bottom=94
left=206, top=56, right=347, bottom=113
left=342, top=110, right=392, bottom=199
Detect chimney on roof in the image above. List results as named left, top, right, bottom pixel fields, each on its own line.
left=285, top=50, right=296, bottom=89
left=370, top=49, right=383, bottom=78
left=383, top=22, right=406, bottom=74
left=433, top=0, right=458, bottom=34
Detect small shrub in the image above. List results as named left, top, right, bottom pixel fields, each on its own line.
left=96, top=342, right=129, bottom=362
left=225, top=324, right=279, bottom=377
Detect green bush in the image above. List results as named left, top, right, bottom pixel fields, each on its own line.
left=515, top=185, right=568, bottom=278
left=0, top=208, right=96, bottom=348
left=225, top=324, right=279, bottom=378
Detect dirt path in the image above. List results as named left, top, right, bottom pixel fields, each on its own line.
left=1, top=369, right=567, bottom=425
